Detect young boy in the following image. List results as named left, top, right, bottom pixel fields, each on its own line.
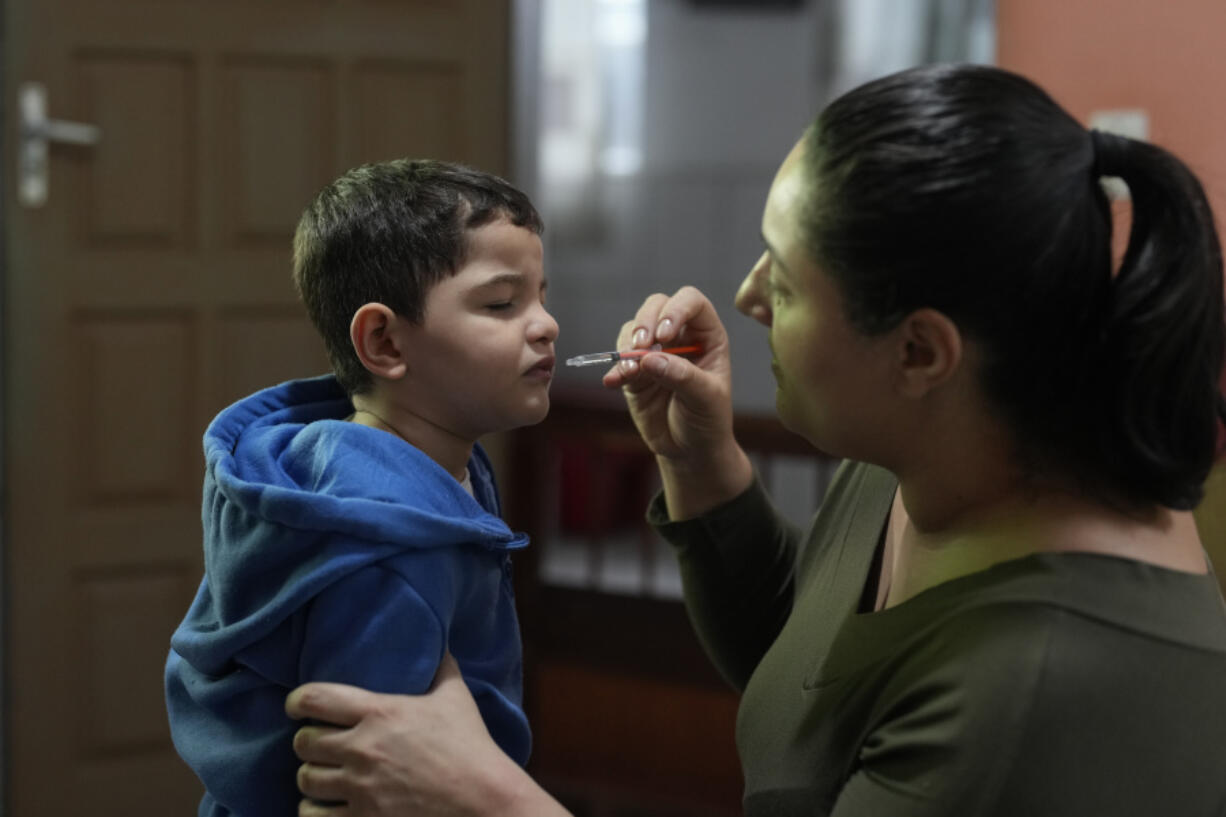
left=164, top=159, right=557, bottom=816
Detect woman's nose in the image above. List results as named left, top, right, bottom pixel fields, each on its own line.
left=735, top=251, right=773, bottom=327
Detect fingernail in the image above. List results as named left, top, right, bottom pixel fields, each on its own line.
left=633, top=327, right=649, bottom=347
left=620, top=359, right=638, bottom=375
left=657, top=318, right=674, bottom=339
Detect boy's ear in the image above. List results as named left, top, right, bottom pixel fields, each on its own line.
left=893, top=308, right=963, bottom=399
left=350, top=303, right=409, bottom=381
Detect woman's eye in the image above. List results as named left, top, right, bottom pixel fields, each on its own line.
left=486, top=301, right=513, bottom=312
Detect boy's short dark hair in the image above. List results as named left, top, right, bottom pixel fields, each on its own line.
left=292, top=158, right=544, bottom=395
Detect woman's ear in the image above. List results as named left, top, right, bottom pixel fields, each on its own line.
left=894, top=308, right=963, bottom=398
left=349, top=303, right=408, bottom=381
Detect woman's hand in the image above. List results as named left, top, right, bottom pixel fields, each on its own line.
left=602, top=286, right=753, bottom=519
left=286, top=654, right=571, bottom=817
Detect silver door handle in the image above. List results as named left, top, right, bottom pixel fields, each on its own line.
left=19, top=82, right=102, bottom=207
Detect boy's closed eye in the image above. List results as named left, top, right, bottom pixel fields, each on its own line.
left=470, top=272, right=548, bottom=314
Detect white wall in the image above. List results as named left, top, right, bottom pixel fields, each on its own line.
left=522, top=0, right=827, bottom=413
left=517, top=0, right=992, bottom=413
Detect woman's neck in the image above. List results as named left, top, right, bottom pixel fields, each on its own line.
left=868, top=351, right=1208, bottom=609
left=881, top=473, right=1206, bottom=609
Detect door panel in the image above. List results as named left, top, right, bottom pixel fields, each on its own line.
left=5, top=1, right=511, bottom=812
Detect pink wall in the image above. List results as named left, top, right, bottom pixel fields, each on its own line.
left=997, top=0, right=1226, bottom=225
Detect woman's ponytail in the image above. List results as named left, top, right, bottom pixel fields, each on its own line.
left=1088, top=130, right=1226, bottom=509
left=805, top=65, right=1224, bottom=512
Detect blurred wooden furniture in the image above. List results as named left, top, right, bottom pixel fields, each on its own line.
left=506, top=386, right=836, bottom=816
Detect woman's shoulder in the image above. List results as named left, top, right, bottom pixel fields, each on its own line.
left=799, top=459, right=897, bottom=558
left=822, top=459, right=897, bottom=506
left=938, top=558, right=1226, bottom=813
left=849, top=584, right=1226, bottom=816
left=872, top=554, right=1226, bottom=747
left=941, top=551, right=1226, bottom=652
left=832, top=551, right=1226, bottom=705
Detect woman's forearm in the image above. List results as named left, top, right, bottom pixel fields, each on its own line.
left=657, top=441, right=755, bottom=521
left=487, top=765, right=574, bottom=817
left=289, top=656, right=574, bottom=817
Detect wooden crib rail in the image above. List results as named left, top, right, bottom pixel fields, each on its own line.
left=501, top=386, right=837, bottom=816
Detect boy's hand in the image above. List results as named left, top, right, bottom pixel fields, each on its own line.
left=602, top=286, right=753, bottom=519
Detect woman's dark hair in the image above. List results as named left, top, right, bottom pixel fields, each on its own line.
left=292, top=158, right=544, bottom=395
left=803, top=63, right=1225, bottom=510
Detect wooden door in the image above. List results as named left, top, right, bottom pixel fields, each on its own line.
left=3, top=1, right=511, bottom=813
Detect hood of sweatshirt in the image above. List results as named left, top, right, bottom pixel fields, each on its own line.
left=172, top=374, right=527, bottom=675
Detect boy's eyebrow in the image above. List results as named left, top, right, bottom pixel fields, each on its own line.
left=469, top=272, right=548, bottom=291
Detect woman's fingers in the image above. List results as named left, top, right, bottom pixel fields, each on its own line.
left=296, top=761, right=352, bottom=805
left=652, top=286, right=726, bottom=343
left=603, top=287, right=730, bottom=390
left=625, top=293, right=672, bottom=348
left=286, top=682, right=385, bottom=729
left=292, top=725, right=350, bottom=767
left=640, top=350, right=730, bottom=415
left=284, top=653, right=523, bottom=817
left=299, top=799, right=351, bottom=817
left=606, top=294, right=670, bottom=388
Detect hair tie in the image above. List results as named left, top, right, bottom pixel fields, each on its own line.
left=1089, top=129, right=1128, bottom=178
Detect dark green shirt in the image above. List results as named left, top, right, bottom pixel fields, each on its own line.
left=652, top=461, right=1226, bottom=816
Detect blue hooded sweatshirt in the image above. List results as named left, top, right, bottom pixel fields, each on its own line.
left=165, top=375, right=531, bottom=817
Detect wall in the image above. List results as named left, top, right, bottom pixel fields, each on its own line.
left=997, top=0, right=1226, bottom=227
left=526, top=0, right=994, bottom=414
left=533, top=0, right=828, bottom=413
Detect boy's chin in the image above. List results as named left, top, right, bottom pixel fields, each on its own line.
left=519, top=399, right=551, bottom=427
left=488, top=400, right=550, bottom=434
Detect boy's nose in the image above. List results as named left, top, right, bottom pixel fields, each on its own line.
left=530, top=305, right=560, bottom=344
left=735, top=251, right=773, bottom=327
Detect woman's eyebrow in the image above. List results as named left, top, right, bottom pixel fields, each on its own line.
left=761, top=233, right=790, bottom=273
left=761, top=233, right=792, bottom=281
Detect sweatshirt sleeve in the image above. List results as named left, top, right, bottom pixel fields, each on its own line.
left=649, top=475, right=801, bottom=691
left=298, top=560, right=449, bottom=694
left=165, top=561, right=453, bottom=817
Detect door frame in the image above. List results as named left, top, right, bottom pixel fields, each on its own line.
left=1, top=0, right=10, bottom=810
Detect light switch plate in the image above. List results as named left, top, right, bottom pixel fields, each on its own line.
left=1088, top=108, right=1149, bottom=200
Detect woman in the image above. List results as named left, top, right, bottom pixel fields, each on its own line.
left=286, top=64, right=1226, bottom=816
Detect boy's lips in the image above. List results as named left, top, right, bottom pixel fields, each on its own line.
left=524, top=355, right=555, bottom=379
